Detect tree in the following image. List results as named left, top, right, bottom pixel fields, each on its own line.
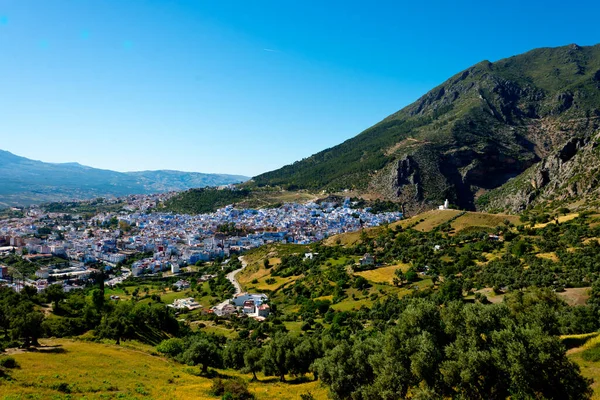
left=223, top=339, right=250, bottom=370
left=261, top=332, right=296, bottom=382
left=244, top=347, right=263, bottom=381
left=490, top=326, right=592, bottom=399
left=353, top=276, right=370, bottom=290
left=156, top=338, right=185, bottom=358
left=90, top=288, right=105, bottom=312
left=45, top=284, right=65, bottom=311
left=404, top=268, right=418, bottom=283
left=292, top=336, right=323, bottom=379
left=313, top=340, right=376, bottom=400
left=96, top=301, right=133, bottom=345
left=179, top=336, right=221, bottom=374
left=10, top=303, right=44, bottom=347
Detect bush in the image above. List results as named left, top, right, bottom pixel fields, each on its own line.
left=0, top=357, right=19, bottom=369
left=51, top=382, right=71, bottom=393
left=582, top=344, right=600, bottom=362
left=156, top=338, right=185, bottom=358
left=210, top=378, right=253, bottom=400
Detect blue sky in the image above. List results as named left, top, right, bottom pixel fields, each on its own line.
left=0, top=0, right=598, bottom=176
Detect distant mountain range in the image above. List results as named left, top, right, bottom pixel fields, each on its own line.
left=0, top=150, right=249, bottom=207
left=252, top=43, right=600, bottom=213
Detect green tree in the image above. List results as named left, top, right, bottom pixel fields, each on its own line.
left=156, top=338, right=185, bottom=358
left=223, top=339, right=250, bottom=370
left=244, top=347, right=263, bottom=381
left=96, top=301, right=133, bottom=345
left=261, top=332, right=296, bottom=382
left=313, top=340, right=376, bottom=400
left=44, top=284, right=65, bottom=311
left=179, top=336, right=221, bottom=374
left=10, top=303, right=44, bottom=347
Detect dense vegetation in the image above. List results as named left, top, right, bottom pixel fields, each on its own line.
left=162, top=188, right=251, bottom=214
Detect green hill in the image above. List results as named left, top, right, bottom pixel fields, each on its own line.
left=0, top=150, right=248, bottom=207
left=252, top=43, right=600, bottom=213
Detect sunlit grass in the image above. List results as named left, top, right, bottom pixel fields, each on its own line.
left=0, top=338, right=329, bottom=400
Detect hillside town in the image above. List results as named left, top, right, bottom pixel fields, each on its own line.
left=0, top=194, right=402, bottom=294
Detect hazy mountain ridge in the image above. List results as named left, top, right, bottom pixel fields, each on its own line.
left=0, top=150, right=249, bottom=207
left=252, top=43, right=600, bottom=213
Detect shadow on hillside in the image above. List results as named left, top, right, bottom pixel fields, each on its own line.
left=28, top=344, right=67, bottom=354
left=256, top=376, right=314, bottom=385
left=562, top=333, right=599, bottom=350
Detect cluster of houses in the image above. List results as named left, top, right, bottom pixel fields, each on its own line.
left=0, top=192, right=403, bottom=297
left=212, top=292, right=271, bottom=320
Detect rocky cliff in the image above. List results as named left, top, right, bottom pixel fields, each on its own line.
left=252, top=43, right=600, bottom=213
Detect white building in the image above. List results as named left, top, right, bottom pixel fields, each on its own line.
left=438, top=199, right=450, bottom=210
left=232, top=292, right=268, bottom=307
left=35, top=268, right=50, bottom=279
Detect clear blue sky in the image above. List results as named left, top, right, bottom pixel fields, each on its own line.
left=0, top=0, right=598, bottom=176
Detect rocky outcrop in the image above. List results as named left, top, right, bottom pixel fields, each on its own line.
left=483, top=133, right=600, bottom=212
left=253, top=44, right=600, bottom=211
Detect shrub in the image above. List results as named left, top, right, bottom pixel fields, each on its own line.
left=51, top=382, right=71, bottom=393
left=211, top=378, right=253, bottom=399
left=0, top=357, right=19, bottom=369
left=582, top=344, right=600, bottom=362
left=156, top=338, right=185, bottom=358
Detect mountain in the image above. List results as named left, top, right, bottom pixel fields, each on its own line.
left=0, top=150, right=249, bottom=207
left=252, top=43, right=600, bottom=213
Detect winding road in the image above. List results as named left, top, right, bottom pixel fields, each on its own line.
left=214, top=256, right=248, bottom=311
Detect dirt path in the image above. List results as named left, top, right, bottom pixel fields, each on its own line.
left=214, top=256, right=248, bottom=311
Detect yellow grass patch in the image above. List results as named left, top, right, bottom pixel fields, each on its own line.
left=450, top=212, right=521, bottom=232
left=566, top=334, right=600, bottom=399
left=324, top=230, right=364, bottom=246
left=330, top=298, right=374, bottom=311
left=533, top=213, right=579, bottom=228
left=355, top=263, right=410, bottom=284
left=536, top=252, right=559, bottom=262
left=395, top=209, right=463, bottom=231
left=0, top=339, right=328, bottom=400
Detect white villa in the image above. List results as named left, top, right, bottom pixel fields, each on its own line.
left=232, top=292, right=268, bottom=307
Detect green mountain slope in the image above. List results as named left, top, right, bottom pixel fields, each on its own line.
left=252, top=44, right=600, bottom=213
left=0, top=150, right=248, bottom=207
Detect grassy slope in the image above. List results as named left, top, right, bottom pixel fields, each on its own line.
left=236, top=209, right=586, bottom=313
left=389, top=209, right=521, bottom=232
left=563, top=334, right=600, bottom=399
left=0, top=339, right=328, bottom=400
